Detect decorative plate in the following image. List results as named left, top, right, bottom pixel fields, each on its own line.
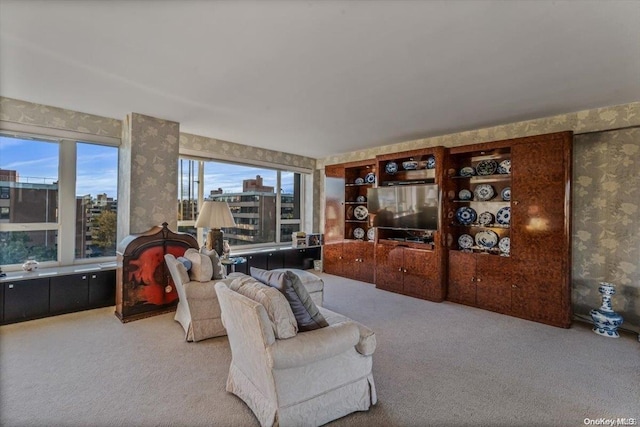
left=458, top=234, right=474, bottom=249
left=498, top=237, right=510, bottom=254
left=402, top=161, right=419, bottom=170
left=355, top=177, right=365, bottom=185
left=474, top=184, right=495, bottom=201
left=365, top=172, right=376, bottom=184
left=367, top=228, right=375, bottom=241
left=356, top=195, right=366, bottom=203
left=497, top=159, right=511, bottom=174
left=478, top=211, right=494, bottom=226
left=475, top=230, right=499, bottom=249
left=496, top=206, right=511, bottom=225
left=354, top=205, right=369, bottom=220
left=501, top=187, right=511, bottom=201
left=458, top=189, right=472, bottom=200
left=476, top=159, right=498, bottom=176
left=385, top=161, right=398, bottom=175
left=456, top=206, right=477, bottom=225
left=346, top=205, right=354, bottom=220
left=459, top=166, right=476, bottom=177
left=426, top=155, right=436, bottom=169
left=353, top=227, right=365, bottom=239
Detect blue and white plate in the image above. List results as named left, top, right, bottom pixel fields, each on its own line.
left=385, top=162, right=398, bottom=175
left=501, top=187, right=511, bottom=201
left=478, top=211, right=494, bottom=226
left=353, top=227, right=365, bottom=239
left=498, top=237, right=510, bottom=254
left=354, top=205, right=369, bottom=220
left=460, top=166, right=476, bottom=177
left=458, top=234, right=474, bottom=249
left=426, top=155, right=436, bottom=169
left=355, top=177, right=365, bottom=184
left=365, top=172, right=376, bottom=184
left=356, top=195, right=366, bottom=202
left=496, top=206, right=511, bottom=225
left=367, top=228, right=375, bottom=241
left=458, top=189, right=472, bottom=200
left=474, top=184, right=495, bottom=201
left=456, top=206, right=477, bottom=225
left=476, top=159, right=498, bottom=176
left=497, top=159, right=511, bottom=174
left=475, top=230, right=499, bottom=249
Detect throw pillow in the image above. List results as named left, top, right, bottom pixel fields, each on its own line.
left=200, top=247, right=227, bottom=279
left=250, top=267, right=329, bottom=332
left=176, top=256, right=192, bottom=271
left=173, top=260, right=191, bottom=285
left=184, top=248, right=214, bottom=283
left=230, top=276, right=298, bottom=339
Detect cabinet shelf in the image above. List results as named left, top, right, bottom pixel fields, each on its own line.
left=345, top=201, right=367, bottom=205
left=451, top=223, right=510, bottom=229
left=345, top=183, right=373, bottom=187
left=451, top=199, right=510, bottom=203
left=455, top=248, right=509, bottom=255
left=449, top=174, right=511, bottom=182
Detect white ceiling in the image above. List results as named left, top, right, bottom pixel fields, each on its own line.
left=1, top=1, right=639, bottom=159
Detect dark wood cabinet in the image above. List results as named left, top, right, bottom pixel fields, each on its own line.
left=4, top=278, right=50, bottom=322
left=444, top=131, right=572, bottom=327
left=323, top=243, right=344, bottom=276
left=50, top=274, right=90, bottom=314
left=343, top=240, right=375, bottom=283
left=447, top=251, right=511, bottom=312
left=88, top=270, right=116, bottom=308
left=376, top=243, right=445, bottom=300
left=283, top=247, right=320, bottom=270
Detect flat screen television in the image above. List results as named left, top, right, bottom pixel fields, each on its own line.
left=367, top=184, right=439, bottom=230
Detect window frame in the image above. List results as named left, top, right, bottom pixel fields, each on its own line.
left=177, top=155, right=307, bottom=250
left=0, top=127, right=120, bottom=271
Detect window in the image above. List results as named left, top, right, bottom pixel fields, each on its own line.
left=75, top=143, right=118, bottom=259
left=178, top=158, right=305, bottom=249
left=0, top=134, right=118, bottom=267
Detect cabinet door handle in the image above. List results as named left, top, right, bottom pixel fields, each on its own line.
left=513, top=200, right=519, bottom=205
left=82, top=275, right=87, bottom=280
left=476, top=278, right=482, bottom=282
left=398, top=267, right=402, bottom=272
left=471, top=277, right=476, bottom=282
left=403, top=269, right=407, bottom=273
left=512, top=284, right=518, bottom=289
left=91, top=274, right=97, bottom=279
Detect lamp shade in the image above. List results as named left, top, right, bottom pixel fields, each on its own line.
left=195, top=201, right=236, bottom=229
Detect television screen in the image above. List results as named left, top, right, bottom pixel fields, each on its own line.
left=367, top=184, right=439, bottom=230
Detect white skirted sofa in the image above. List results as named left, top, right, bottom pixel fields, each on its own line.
left=215, top=269, right=377, bottom=427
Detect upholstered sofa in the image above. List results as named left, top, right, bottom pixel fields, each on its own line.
left=165, top=252, right=325, bottom=342
left=215, top=271, right=377, bottom=427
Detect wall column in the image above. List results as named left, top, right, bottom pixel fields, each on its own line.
left=117, top=113, right=179, bottom=243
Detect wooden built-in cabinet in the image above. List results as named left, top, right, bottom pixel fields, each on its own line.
left=375, top=242, right=444, bottom=301
left=322, top=161, right=376, bottom=283
left=443, top=131, right=572, bottom=328
left=324, top=131, right=572, bottom=328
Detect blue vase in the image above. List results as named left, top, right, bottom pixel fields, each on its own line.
left=590, top=282, right=624, bottom=338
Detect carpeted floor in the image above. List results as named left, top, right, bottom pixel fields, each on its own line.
left=1, top=272, right=638, bottom=427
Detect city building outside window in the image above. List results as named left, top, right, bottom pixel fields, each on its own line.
left=177, top=158, right=304, bottom=249
left=0, top=134, right=118, bottom=268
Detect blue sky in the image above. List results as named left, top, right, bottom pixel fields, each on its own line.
left=1, top=136, right=294, bottom=199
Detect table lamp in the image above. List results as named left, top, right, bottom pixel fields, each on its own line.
left=195, top=201, right=236, bottom=256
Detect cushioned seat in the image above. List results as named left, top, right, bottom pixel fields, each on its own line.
left=269, top=268, right=324, bottom=307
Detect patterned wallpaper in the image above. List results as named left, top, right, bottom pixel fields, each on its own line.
left=573, top=128, right=640, bottom=331
left=180, top=132, right=315, bottom=171
left=118, top=113, right=180, bottom=242
left=0, top=96, right=121, bottom=138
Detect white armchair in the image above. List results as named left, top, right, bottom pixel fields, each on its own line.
left=215, top=281, right=377, bottom=427
left=164, top=254, right=226, bottom=342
